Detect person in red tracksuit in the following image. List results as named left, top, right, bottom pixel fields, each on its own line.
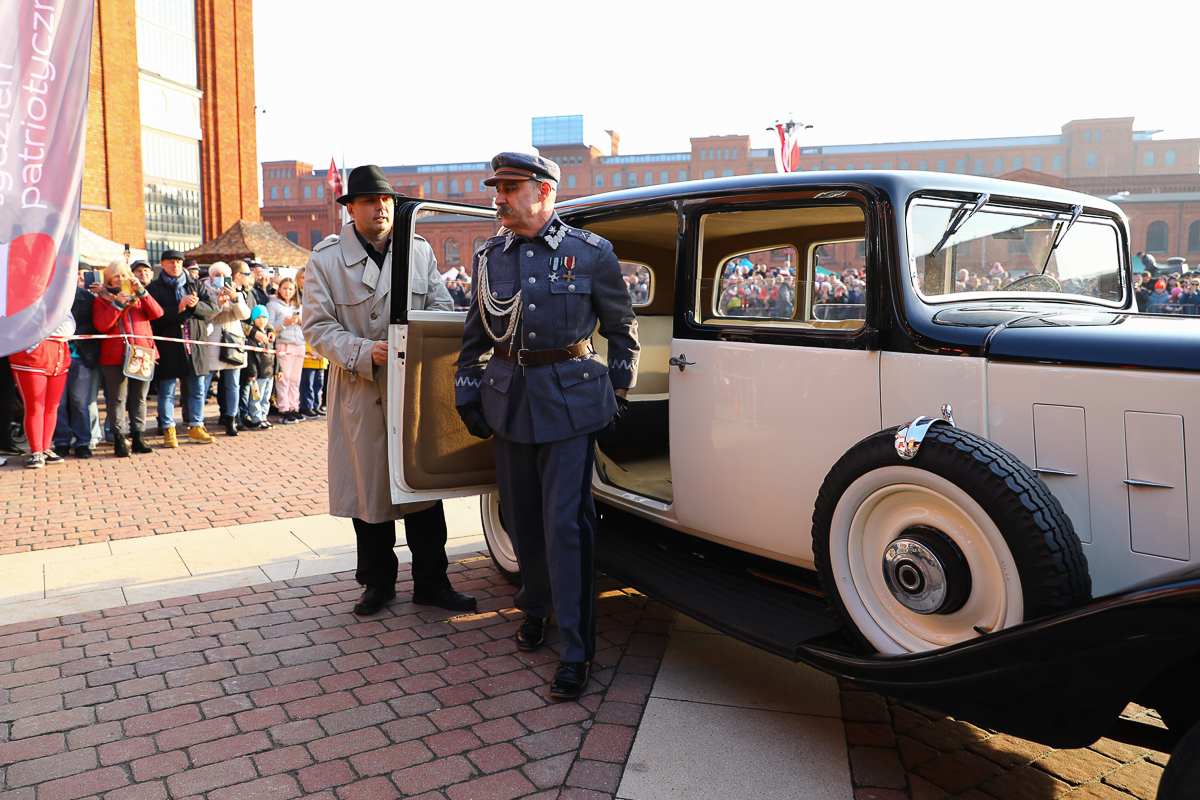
left=9, top=313, right=76, bottom=469
left=93, top=260, right=163, bottom=457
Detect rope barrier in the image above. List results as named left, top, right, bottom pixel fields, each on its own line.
left=48, top=333, right=287, bottom=356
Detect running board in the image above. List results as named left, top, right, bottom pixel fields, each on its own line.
left=594, top=503, right=841, bottom=659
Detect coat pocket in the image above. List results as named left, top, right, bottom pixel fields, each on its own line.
left=482, top=357, right=515, bottom=395
left=550, top=274, right=592, bottom=331
left=555, top=354, right=613, bottom=431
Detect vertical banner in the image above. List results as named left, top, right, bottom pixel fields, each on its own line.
left=0, top=0, right=96, bottom=357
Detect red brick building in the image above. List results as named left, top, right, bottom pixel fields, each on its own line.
left=262, top=115, right=1200, bottom=272
left=81, top=0, right=258, bottom=264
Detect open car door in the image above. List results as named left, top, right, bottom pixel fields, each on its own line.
left=386, top=200, right=499, bottom=504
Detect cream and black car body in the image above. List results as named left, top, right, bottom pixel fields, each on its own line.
left=383, top=171, right=1200, bottom=788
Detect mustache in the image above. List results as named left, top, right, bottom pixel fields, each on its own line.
left=495, top=206, right=514, bottom=218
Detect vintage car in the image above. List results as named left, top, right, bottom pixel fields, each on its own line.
left=382, top=171, right=1200, bottom=795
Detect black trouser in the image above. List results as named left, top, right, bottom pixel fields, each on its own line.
left=352, top=500, right=452, bottom=595
left=0, top=357, right=15, bottom=447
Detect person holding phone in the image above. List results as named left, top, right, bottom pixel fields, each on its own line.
left=51, top=266, right=105, bottom=458
left=93, top=260, right=163, bottom=457
left=268, top=277, right=305, bottom=424
left=201, top=262, right=250, bottom=436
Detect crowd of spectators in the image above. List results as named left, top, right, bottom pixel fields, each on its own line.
left=4, top=255, right=329, bottom=470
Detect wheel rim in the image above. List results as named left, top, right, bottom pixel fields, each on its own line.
left=828, top=466, right=1023, bottom=654
left=480, top=493, right=519, bottom=576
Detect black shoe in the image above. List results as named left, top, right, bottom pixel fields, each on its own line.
left=412, top=588, right=477, bottom=612
left=224, top=416, right=239, bottom=436
left=113, top=433, right=130, bottom=458
left=53, top=444, right=71, bottom=458
left=74, top=446, right=93, bottom=459
left=240, top=416, right=253, bottom=430
left=130, top=433, right=153, bottom=454
left=0, top=443, right=23, bottom=456
left=516, top=614, right=549, bottom=652
left=353, top=585, right=396, bottom=616
left=550, top=661, right=591, bottom=700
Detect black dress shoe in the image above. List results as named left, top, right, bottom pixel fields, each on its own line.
left=73, top=446, right=92, bottom=459
left=516, top=614, right=549, bottom=652
left=353, top=585, right=396, bottom=616
left=550, top=661, right=591, bottom=700
left=412, top=588, right=477, bottom=612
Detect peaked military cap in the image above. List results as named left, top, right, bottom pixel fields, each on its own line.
left=482, top=152, right=560, bottom=187
left=338, top=164, right=405, bottom=205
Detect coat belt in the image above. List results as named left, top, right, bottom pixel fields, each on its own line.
left=493, top=341, right=592, bottom=367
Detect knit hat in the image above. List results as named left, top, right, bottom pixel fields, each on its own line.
left=251, top=304, right=268, bottom=322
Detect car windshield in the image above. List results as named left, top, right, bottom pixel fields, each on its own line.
left=909, top=201, right=1124, bottom=303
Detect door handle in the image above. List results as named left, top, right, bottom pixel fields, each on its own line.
left=669, top=354, right=696, bottom=372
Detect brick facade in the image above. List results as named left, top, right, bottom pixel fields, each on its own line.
left=80, top=0, right=257, bottom=254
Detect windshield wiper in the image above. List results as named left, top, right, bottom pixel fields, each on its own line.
left=930, top=193, right=990, bottom=258
left=1039, top=204, right=1082, bottom=275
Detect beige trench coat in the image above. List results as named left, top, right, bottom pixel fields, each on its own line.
left=302, top=222, right=453, bottom=523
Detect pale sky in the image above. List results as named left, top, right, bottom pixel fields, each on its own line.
left=253, top=0, right=1200, bottom=171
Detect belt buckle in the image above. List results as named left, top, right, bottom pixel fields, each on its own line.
left=517, top=349, right=531, bottom=367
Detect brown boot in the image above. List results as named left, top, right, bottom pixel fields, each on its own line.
left=163, top=427, right=178, bottom=448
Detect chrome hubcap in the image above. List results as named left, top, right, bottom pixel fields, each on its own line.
left=881, top=526, right=971, bottom=615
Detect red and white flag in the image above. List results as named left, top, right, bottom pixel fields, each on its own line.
left=326, top=157, right=343, bottom=197
left=0, top=0, right=95, bottom=356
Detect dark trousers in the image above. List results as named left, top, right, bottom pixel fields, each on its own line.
left=494, top=433, right=597, bottom=663
left=0, top=357, right=16, bottom=448
left=101, top=366, right=151, bottom=436
left=353, top=500, right=452, bottom=596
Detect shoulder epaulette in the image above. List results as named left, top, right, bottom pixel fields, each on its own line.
left=313, top=234, right=340, bottom=252
left=566, top=228, right=603, bottom=248
left=476, top=235, right=505, bottom=254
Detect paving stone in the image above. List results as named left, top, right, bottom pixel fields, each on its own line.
left=349, top=741, right=434, bottom=776
left=6, top=746, right=98, bottom=788
left=298, top=759, right=357, bottom=793
left=1059, top=782, right=1139, bottom=799
left=846, top=722, right=897, bottom=748
left=978, top=763, right=1072, bottom=799
left=189, top=730, right=273, bottom=765
left=851, top=745, right=908, bottom=790
left=908, top=717, right=991, bottom=752
left=333, top=775, right=400, bottom=800
left=469, top=741, right=526, bottom=773
left=897, top=734, right=940, bottom=770
left=1102, top=760, right=1163, bottom=799
left=10, top=707, right=94, bottom=738
left=446, top=768, right=536, bottom=800
left=166, top=755, right=257, bottom=796
left=523, top=752, right=575, bottom=789
left=1034, top=749, right=1122, bottom=785
left=307, top=728, right=390, bottom=761
left=391, top=755, right=476, bottom=795
left=0, top=733, right=65, bottom=766
left=969, top=733, right=1056, bottom=770
left=209, top=774, right=302, bottom=800
left=131, top=750, right=189, bottom=782
left=253, top=743, right=314, bottom=775
left=37, top=765, right=129, bottom=800
left=915, top=750, right=1005, bottom=795
left=566, top=759, right=622, bottom=793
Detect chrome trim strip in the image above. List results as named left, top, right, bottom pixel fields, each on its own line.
left=1124, top=479, right=1174, bottom=489
left=1033, top=467, right=1079, bottom=477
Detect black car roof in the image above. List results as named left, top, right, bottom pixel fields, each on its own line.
left=555, top=170, right=1125, bottom=220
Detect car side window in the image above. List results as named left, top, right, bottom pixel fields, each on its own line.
left=695, top=204, right=867, bottom=331
left=620, top=262, right=653, bottom=306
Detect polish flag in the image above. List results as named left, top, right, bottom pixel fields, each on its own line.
left=326, top=158, right=343, bottom=197
left=0, top=234, right=58, bottom=318
left=773, top=124, right=789, bottom=173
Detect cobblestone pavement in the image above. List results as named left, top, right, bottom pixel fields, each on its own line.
left=0, top=403, right=328, bottom=554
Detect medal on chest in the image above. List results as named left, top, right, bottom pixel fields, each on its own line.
left=549, top=257, right=576, bottom=283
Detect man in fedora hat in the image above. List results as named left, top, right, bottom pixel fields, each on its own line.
left=302, top=164, right=476, bottom=617
left=455, top=152, right=639, bottom=699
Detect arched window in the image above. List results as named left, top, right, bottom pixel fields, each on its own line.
left=568, top=174, right=576, bottom=189
left=1084, top=131, right=1091, bottom=143
left=628, top=172, right=636, bottom=187
left=660, top=171, right=669, bottom=183
left=918, top=160, right=928, bottom=170
left=1144, top=151, right=1155, bottom=167
left=993, top=157, right=1003, bottom=173
left=303, top=185, right=311, bottom=199
left=465, top=179, right=473, bottom=193
left=310, top=230, right=323, bottom=248
left=845, top=163, right=855, bottom=170
left=1147, top=221, right=1169, bottom=253
left=881, top=162, right=890, bottom=169
left=450, top=179, right=458, bottom=194
left=316, top=185, right=324, bottom=198
left=699, top=150, right=706, bottom=161
left=422, top=180, right=430, bottom=195
left=900, top=161, right=909, bottom=170
left=721, top=168, right=733, bottom=177
left=732, top=148, right=738, bottom=159
left=678, top=170, right=688, bottom=181
left=753, top=167, right=763, bottom=174
left=645, top=171, right=653, bottom=185
left=445, top=238, right=460, bottom=266
left=724, top=148, right=730, bottom=160
left=826, top=165, right=837, bottom=171
left=972, top=159, right=983, bottom=174
left=703, top=169, right=715, bottom=179
left=1052, top=155, right=1063, bottom=171
left=1188, top=220, right=1200, bottom=253
left=863, top=163, right=872, bottom=170
left=595, top=174, right=603, bottom=188
left=613, top=173, right=621, bottom=187
left=810, top=165, right=819, bottom=171
left=1094, top=130, right=1101, bottom=142
left=436, top=180, right=445, bottom=193
left=1086, top=153, right=1096, bottom=169
left=270, top=186, right=278, bottom=200
left=283, top=185, right=291, bottom=199
left=1012, top=156, right=1023, bottom=170
left=1166, top=150, right=1177, bottom=166
left=1033, top=156, right=1043, bottom=171
left=473, top=237, right=486, bottom=252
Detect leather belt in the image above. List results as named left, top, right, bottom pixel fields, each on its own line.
left=493, top=341, right=592, bottom=367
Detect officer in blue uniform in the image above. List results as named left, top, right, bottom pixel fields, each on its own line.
left=455, top=152, right=639, bottom=700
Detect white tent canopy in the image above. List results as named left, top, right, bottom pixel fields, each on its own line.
left=78, top=226, right=149, bottom=268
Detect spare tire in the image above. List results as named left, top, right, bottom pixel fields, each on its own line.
left=812, top=424, right=1091, bottom=654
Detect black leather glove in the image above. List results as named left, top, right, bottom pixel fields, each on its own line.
left=606, top=394, right=630, bottom=434
left=457, top=403, right=493, bottom=440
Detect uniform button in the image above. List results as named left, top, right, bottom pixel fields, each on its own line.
left=492, top=291, right=498, bottom=298
left=528, top=303, right=536, bottom=311
left=528, top=331, right=537, bottom=340
left=528, top=276, right=536, bottom=284
left=370, top=312, right=378, bottom=320
left=526, top=250, right=534, bottom=257
left=375, top=398, right=382, bottom=406
left=489, top=378, right=494, bottom=385
left=583, top=372, right=589, bottom=379
left=568, top=284, right=576, bottom=292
